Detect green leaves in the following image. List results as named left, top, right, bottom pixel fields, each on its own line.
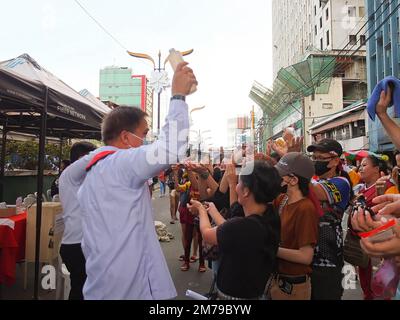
left=5, top=140, right=71, bottom=170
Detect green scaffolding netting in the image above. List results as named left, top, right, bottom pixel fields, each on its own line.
left=249, top=55, right=337, bottom=117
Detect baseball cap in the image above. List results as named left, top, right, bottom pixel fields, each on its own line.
left=307, top=139, right=343, bottom=157
left=275, top=152, right=315, bottom=180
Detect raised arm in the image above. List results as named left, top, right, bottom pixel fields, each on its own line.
left=376, top=87, right=400, bottom=150
left=117, top=62, right=197, bottom=186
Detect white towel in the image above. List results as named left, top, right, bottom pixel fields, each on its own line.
left=0, top=219, right=15, bottom=230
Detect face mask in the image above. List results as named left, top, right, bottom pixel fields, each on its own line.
left=314, top=161, right=331, bottom=176
left=128, top=132, right=147, bottom=148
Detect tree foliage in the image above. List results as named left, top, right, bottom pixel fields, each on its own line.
left=5, top=140, right=72, bottom=170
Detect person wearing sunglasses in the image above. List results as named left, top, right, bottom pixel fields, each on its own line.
left=307, top=139, right=353, bottom=300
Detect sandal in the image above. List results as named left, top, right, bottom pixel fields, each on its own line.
left=180, top=263, right=190, bottom=272
left=198, top=264, right=207, bottom=273
left=190, top=256, right=198, bottom=263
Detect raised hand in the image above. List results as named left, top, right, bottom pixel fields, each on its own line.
left=185, top=161, right=208, bottom=175
left=187, top=199, right=204, bottom=216
left=376, top=86, right=393, bottom=117
left=272, top=141, right=288, bottom=157
left=172, top=62, right=198, bottom=96
left=266, top=139, right=273, bottom=156
left=371, top=194, right=400, bottom=218
left=287, top=136, right=304, bottom=153
left=225, top=164, right=238, bottom=186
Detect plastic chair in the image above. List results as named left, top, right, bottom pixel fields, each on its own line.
left=23, top=197, right=36, bottom=208
left=52, top=195, right=60, bottom=202
left=47, top=190, right=52, bottom=202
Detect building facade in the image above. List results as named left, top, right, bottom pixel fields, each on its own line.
left=309, top=100, right=369, bottom=151
left=251, top=0, right=368, bottom=149
left=273, top=0, right=367, bottom=78
left=367, top=0, right=400, bottom=151
left=99, top=67, right=147, bottom=110
left=227, top=116, right=252, bottom=149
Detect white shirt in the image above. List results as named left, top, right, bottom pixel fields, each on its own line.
left=59, top=151, right=102, bottom=245
left=76, top=99, right=188, bottom=300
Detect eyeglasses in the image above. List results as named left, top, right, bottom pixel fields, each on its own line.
left=308, top=154, right=338, bottom=162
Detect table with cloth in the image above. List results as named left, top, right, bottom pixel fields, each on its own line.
left=0, top=212, right=27, bottom=286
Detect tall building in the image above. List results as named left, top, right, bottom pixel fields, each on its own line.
left=273, top=0, right=367, bottom=78
left=99, top=67, right=146, bottom=110
left=227, top=116, right=252, bottom=149
left=367, top=0, right=400, bottom=151
left=99, top=66, right=154, bottom=130
left=252, top=0, right=367, bottom=149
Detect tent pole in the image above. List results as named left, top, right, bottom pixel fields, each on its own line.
left=58, top=136, right=63, bottom=171
left=0, top=122, right=7, bottom=202
left=33, top=87, right=48, bottom=300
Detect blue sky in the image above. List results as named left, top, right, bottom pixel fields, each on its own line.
left=1, top=0, right=273, bottom=146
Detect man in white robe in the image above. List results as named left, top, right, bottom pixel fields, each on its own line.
left=66, top=62, right=196, bottom=299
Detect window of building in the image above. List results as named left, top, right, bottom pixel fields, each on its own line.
left=359, top=6, right=365, bottom=17
left=320, top=17, right=323, bottom=28
left=348, top=6, right=356, bottom=17
left=327, top=30, right=330, bottom=46
left=360, top=35, right=366, bottom=45
left=314, top=5, right=317, bottom=16
left=349, top=35, right=357, bottom=45
left=315, top=25, right=318, bottom=35
left=320, top=38, right=323, bottom=50
left=322, top=103, right=333, bottom=109
left=326, top=8, right=329, bottom=20
left=352, top=120, right=366, bottom=138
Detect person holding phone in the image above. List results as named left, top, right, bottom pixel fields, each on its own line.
left=351, top=155, right=398, bottom=299
left=187, top=161, right=282, bottom=300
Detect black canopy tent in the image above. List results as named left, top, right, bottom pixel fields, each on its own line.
left=0, top=54, right=109, bottom=299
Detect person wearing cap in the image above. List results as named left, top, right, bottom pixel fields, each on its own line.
left=306, top=139, right=353, bottom=300
left=270, top=153, right=320, bottom=300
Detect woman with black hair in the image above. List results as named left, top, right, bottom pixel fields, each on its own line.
left=351, top=154, right=398, bottom=300
left=271, top=153, right=320, bottom=300
left=188, top=161, right=282, bottom=300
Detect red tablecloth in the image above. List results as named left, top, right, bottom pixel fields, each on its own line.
left=0, top=212, right=27, bottom=286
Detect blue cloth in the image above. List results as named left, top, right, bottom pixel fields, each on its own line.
left=368, top=76, right=400, bottom=121
left=316, top=177, right=351, bottom=211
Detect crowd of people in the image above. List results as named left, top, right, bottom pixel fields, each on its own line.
left=57, top=62, right=400, bottom=300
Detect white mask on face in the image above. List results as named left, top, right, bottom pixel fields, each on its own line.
left=127, top=132, right=151, bottom=148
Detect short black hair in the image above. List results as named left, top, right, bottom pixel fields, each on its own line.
left=70, top=142, right=96, bottom=163
left=101, top=106, right=148, bottom=144
left=367, top=154, right=389, bottom=175
left=294, top=174, right=310, bottom=197
left=239, top=161, right=282, bottom=204
left=61, top=159, right=71, bottom=168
